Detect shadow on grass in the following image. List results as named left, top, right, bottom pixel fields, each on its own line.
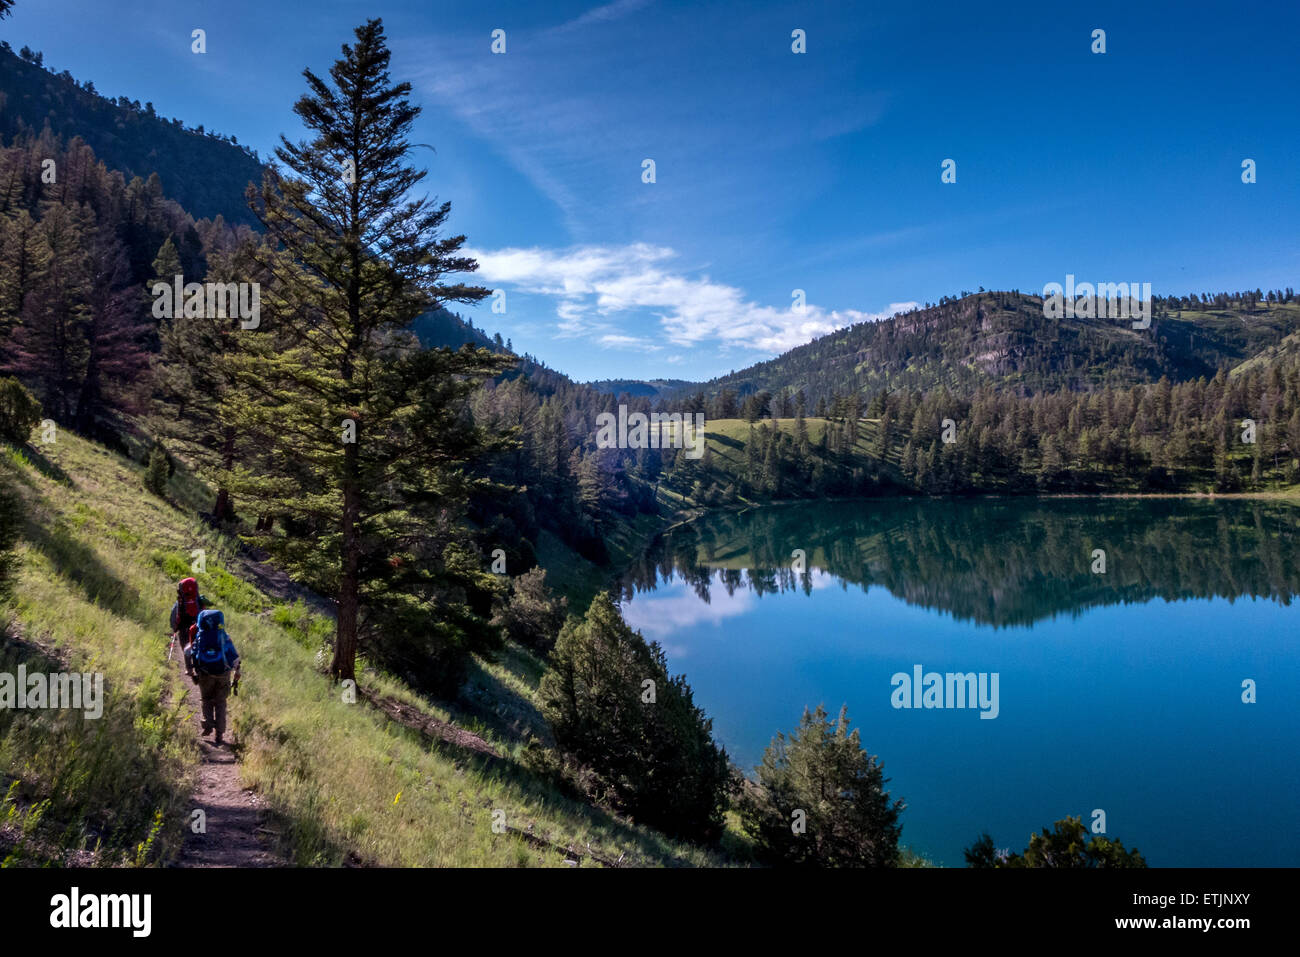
left=707, top=432, right=744, bottom=451
left=21, top=510, right=144, bottom=623
left=448, top=740, right=703, bottom=867
left=229, top=713, right=373, bottom=867
left=357, top=683, right=705, bottom=867
left=0, top=631, right=191, bottom=866
left=3, top=442, right=73, bottom=487
left=454, top=653, right=551, bottom=746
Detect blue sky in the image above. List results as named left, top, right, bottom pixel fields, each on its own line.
left=7, top=0, right=1298, bottom=382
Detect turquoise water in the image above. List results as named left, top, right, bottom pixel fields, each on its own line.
left=618, top=499, right=1300, bottom=867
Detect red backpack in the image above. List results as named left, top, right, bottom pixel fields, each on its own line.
left=178, top=577, right=200, bottom=619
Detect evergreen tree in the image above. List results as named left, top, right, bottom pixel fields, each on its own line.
left=143, top=445, right=169, bottom=496
left=74, top=223, right=150, bottom=432
left=7, top=204, right=89, bottom=423
left=0, top=210, right=41, bottom=325
left=232, top=19, right=510, bottom=682
left=972, top=816, right=1146, bottom=868
left=152, top=236, right=261, bottom=521
left=539, top=593, right=732, bottom=840
left=740, top=704, right=904, bottom=867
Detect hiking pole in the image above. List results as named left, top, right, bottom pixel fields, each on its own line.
left=167, top=631, right=177, bottom=662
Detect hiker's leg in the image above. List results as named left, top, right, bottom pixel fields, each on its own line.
left=213, top=673, right=232, bottom=739
left=198, top=675, right=216, bottom=733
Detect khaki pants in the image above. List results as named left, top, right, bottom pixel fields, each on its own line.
left=197, top=672, right=232, bottom=737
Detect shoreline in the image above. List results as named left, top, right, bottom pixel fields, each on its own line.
left=640, top=487, right=1300, bottom=546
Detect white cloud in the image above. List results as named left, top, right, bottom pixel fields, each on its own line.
left=552, top=0, right=653, bottom=34
left=599, top=333, right=661, bottom=350
left=467, top=243, right=918, bottom=356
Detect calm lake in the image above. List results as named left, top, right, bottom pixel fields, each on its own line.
left=617, top=498, right=1300, bottom=867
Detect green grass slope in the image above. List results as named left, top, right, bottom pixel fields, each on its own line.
left=664, top=415, right=1299, bottom=507
left=0, top=430, right=725, bottom=867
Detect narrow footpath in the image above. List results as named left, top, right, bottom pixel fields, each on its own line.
left=175, top=654, right=280, bottom=867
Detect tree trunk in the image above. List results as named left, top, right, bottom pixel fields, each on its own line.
left=328, top=122, right=368, bottom=684
left=331, top=439, right=360, bottom=682
left=213, top=487, right=231, bottom=522
left=331, top=147, right=365, bottom=684
left=74, top=352, right=98, bottom=434
left=213, top=426, right=236, bottom=521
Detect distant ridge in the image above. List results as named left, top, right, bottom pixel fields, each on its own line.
left=409, top=308, right=496, bottom=350
left=0, top=41, right=266, bottom=225
left=678, top=290, right=1298, bottom=406
left=585, top=378, right=698, bottom=398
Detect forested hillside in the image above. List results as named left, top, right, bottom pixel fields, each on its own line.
left=410, top=307, right=495, bottom=350
left=649, top=349, right=1300, bottom=508
left=678, top=290, right=1299, bottom=410
left=586, top=377, right=697, bottom=398
left=0, top=42, right=264, bottom=225
left=0, top=130, right=239, bottom=436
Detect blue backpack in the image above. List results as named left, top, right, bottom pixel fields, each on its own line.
left=191, top=610, right=230, bottom=676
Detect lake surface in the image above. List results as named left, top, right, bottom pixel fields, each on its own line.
left=618, top=498, right=1300, bottom=867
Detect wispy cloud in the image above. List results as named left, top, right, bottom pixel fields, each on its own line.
left=402, top=8, right=889, bottom=239
left=468, top=243, right=917, bottom=355
left=599, top=333, right=662, bottom=350
left=552, top=0, right=654, bottom=35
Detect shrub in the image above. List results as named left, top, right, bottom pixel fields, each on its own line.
left=493, top=567, right=567, bottom=653
left=271, top=600, right=335, bottom=651
left=539, top=592, right=732, bottom=841
left=366, top=599, right=487, bottom=698
left=739, top=704, right=904, bottom=867
left=965, top=816, right=1147, bottom=868
left=0, top=377, right=41, bottom=444
left=150, top=549, right=191, bottom=580
left=143, top=447, right=169, bottom=496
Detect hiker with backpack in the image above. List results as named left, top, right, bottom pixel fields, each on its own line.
left=186, top=608, right=241, bottom=747
left=169, top=577, right=207, bottom=676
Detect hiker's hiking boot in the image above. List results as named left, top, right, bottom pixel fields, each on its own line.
left=201, top=722, right=214, bottom=736
left=214, top=734, right=224, bottom=747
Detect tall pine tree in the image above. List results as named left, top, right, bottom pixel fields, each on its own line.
left=234, top=19, right=509, bottom=682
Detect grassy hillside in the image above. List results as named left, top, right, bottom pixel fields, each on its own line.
left=662, top=415, right=1300, bottom=507
left=670, top=417, right=899, bottom=505
left=1230, top=328, right=1300, bottom=377
left=0, top=430, right=727, bottom=866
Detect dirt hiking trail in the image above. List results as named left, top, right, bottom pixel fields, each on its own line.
left=174, top=652, right=281, bottom=867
